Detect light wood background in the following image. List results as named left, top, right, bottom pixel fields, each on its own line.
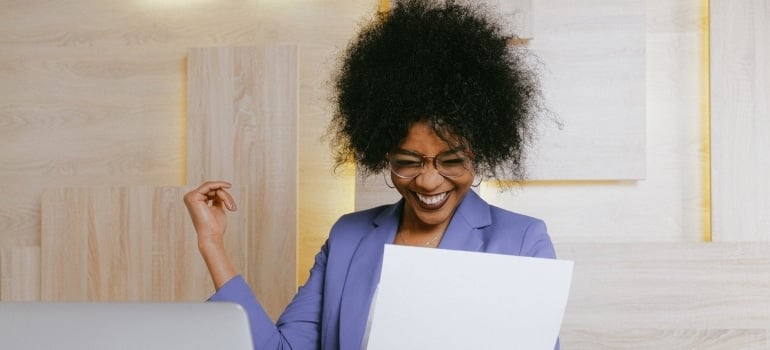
left=187, top=45, right=298, bottom=319
left=40, top=186, right=248, bottom=301
left=558, top=242, right=770, bottom=349
left=2, top=0, right=770, bottom=348
left=711, top=0, right=770, bottom=242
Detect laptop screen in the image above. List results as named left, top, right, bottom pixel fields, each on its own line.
left=0, top=302, right=253, bottom=350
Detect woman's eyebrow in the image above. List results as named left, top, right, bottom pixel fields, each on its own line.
left=392, top=148, right=422, bottom=156
left=392, top=148, right=460, bottom=156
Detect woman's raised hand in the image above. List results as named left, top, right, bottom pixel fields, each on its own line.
left=183, top=181, right=238, bottom=288
left=183, top=181, right=237, bottom=244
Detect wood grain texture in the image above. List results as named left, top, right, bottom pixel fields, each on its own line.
left=0, top=1, right=376, bottom=49
left=0, top=0, right=372, bottom=275
left=187, top=46, right=297, bottom=319
left=560, top=329, right=769, bottom=350
left=557, top=242, right=770, bottom=334
left=40, top=187, right=247, bottom=301
left=711, top=0, right=770, bottom=241
left=0, top=247, right=40, bottom=301
left=0, top=186, right=41, bottom=247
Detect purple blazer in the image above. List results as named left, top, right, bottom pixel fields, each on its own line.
left=209, top=190, right=558, bottom=349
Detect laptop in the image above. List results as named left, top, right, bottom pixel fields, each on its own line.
left=0, top=302, right=253, bottom=350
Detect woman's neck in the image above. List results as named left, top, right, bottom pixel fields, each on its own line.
left=396, top=214, right=450, bottom=247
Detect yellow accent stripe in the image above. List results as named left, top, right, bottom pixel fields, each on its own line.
left=700, top=0, right=712, bottom=242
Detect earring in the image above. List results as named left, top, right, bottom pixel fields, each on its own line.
left=472, top=175, right=483, bottom=187
left=383, top=172, right=395, bottom=189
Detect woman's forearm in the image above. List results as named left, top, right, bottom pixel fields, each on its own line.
left=199, top=239, right=238, bottom=290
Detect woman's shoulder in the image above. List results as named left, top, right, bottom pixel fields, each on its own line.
left=487, top=205, right=545, bottom=228
left=473, top=201, right=555, bottom=258
left=319, top=202, right=400, bottom=260
left=326, top=200, right=401, bottom=239
left=459, top=190, right=545, bottom=229
left=333, top=203, right=392, bottom=227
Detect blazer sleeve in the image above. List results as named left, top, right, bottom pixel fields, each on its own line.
left=208, top=241, right=330, bottom=350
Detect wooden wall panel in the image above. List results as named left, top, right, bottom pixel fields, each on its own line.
left=0, top=50, right=188, bottom=247
left=40, top=187, right=247, bottom=301
left=0, top=247, right=40, bottom=301
left=0, top=187, right=40, bottom=247
left=557, top=242, right=770, bottom=348
left=0, top=0, right=371, bottom=281
left=711, top=0, right=770, bottom=241
left=187, top=46, right=297, bottom=319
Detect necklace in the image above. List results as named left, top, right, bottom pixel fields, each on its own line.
left=395, top=231, right=443, bottom=247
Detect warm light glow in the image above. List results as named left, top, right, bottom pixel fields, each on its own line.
left=378, top=0, right=391, bottom=13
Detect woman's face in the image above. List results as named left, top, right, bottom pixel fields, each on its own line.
left=390, top=121, right=474, bottom=231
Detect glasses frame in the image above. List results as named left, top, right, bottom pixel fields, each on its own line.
left=386, top=149, right=473, bottom=179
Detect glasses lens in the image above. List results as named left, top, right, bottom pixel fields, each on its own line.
left=389, top=154, right=423, bottom=178
left=436, top=151, right=470, bottom=177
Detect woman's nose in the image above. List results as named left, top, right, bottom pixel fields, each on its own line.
left=414, top=160, right=444, bottom=190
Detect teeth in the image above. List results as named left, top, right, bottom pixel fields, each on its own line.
left=416, top=192, right=447, bottom=205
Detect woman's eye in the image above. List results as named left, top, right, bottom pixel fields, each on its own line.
left=440, top=158, right=465, bottom=166
left=394, top=159, right=421, bottom=167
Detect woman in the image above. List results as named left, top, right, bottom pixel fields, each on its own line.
left=184, top=0, right=557, bottom=349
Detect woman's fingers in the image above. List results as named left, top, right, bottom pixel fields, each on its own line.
left=183, top=181, right=240, bottom=242
left=214, top=188, right=237, bottom=211
left=184, top=181, right=237, bottom=211
left=193, top=181, right=232, bottom=196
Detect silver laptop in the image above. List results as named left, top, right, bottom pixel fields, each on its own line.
left=0, top=302, right=253, bottom=350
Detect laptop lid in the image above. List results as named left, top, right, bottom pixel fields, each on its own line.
left=0, top=302, right=253, bottom=350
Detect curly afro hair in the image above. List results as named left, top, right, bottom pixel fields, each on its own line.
left=328, top=0, right=543, bottom=181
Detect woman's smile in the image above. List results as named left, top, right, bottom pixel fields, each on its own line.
left=413, top=191, right=449, bottom=209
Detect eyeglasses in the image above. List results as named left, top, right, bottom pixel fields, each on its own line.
left=387, top=149, right=473, bottom=179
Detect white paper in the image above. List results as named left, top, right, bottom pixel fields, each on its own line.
left=364, top=245, right=573, bottom=350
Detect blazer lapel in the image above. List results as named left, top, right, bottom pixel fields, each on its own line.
left=338, top=201, right=401, bottom=350
left=438, top=190, right=490, bottom=252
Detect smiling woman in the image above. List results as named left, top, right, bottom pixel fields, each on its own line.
left=184, top=1, right=558, bottom=349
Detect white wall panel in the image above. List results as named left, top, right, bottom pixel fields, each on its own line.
left=711, top=0, right=770, bottom=241
left=481, top=0, right=707, bottom=243
left=527, top=0, right=646, bottom=180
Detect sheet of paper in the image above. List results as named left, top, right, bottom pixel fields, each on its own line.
left=364, top=244, right=574, bottom=350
